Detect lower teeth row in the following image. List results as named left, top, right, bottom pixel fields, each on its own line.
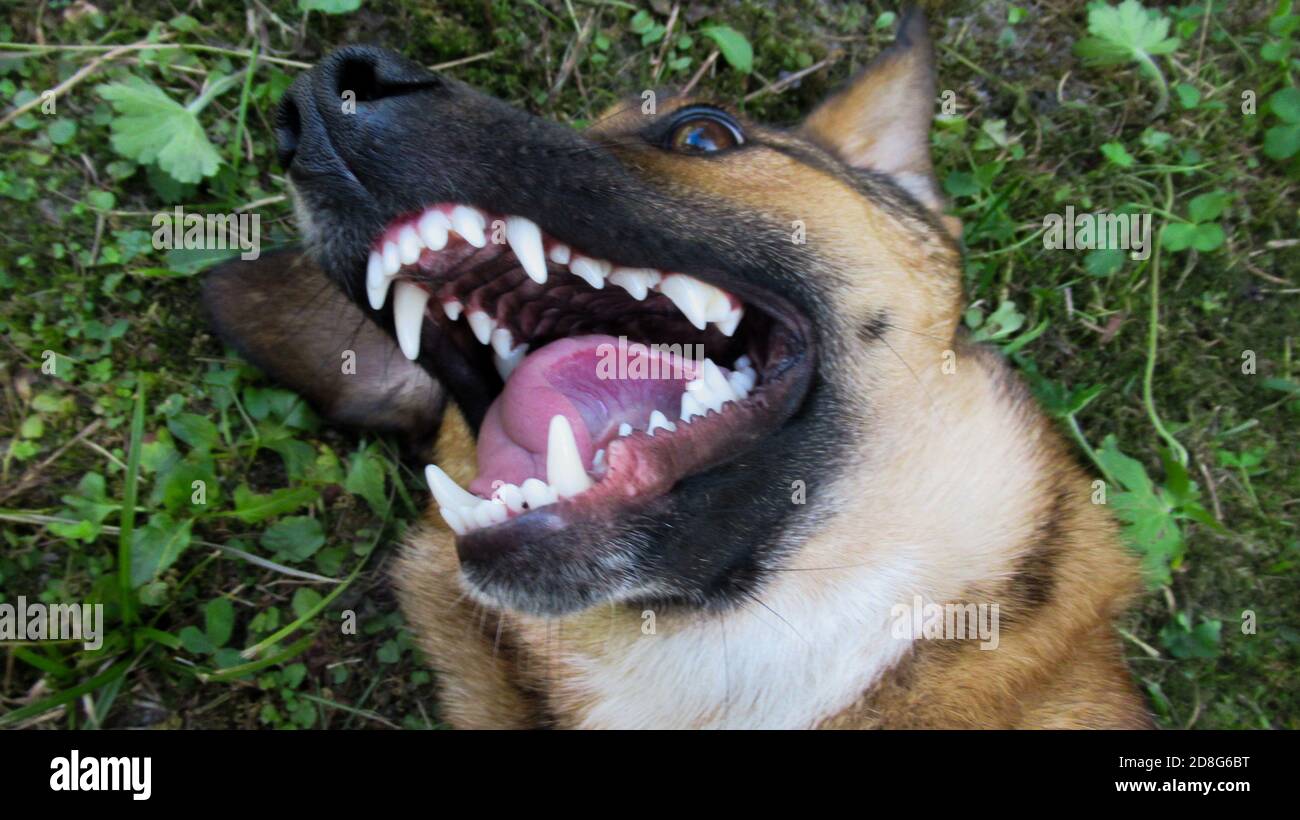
left=425, top=355, right=758, bottom=535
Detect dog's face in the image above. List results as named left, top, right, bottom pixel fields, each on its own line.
left=259, top=12, right=962, bottom=616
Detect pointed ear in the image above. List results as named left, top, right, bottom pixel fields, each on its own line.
left=203, top=248, right=444, bottom=443
left=802, top=8, right=959, bottom=238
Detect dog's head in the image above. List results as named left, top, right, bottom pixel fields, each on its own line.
left=207, top=10, right=963, bottom=616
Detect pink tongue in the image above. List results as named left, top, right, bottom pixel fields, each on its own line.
left=468, top=335, right=698, bottom=496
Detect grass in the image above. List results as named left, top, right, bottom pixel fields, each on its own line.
left=0, top=0, right=1295, bottom=729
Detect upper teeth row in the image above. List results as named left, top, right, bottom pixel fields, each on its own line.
left=424, top=355, right=758, bottom=536
left=366, top=205, right=744, bottom=363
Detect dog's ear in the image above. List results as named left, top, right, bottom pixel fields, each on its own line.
left=801, top=8, right=960, bottom=240
left=202, top=249, right=444, bottom=442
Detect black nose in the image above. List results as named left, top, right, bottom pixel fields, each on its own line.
left=275, top=46, right=440, bottom=170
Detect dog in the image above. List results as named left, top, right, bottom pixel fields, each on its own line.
left=204, top=10, right=1151, bottom=728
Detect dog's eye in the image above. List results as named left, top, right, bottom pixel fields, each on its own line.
left=667, top=109, right=744, bottom=153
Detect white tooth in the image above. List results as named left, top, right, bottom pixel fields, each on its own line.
left=393, top=281, right=430, bottom=360
left=686, top=377, right=723, bottom=414
left=496, top=483, right=525, bottom=513
left=735, top=355, right=752, bottom=370
left=546, top=414, right=592, bottom=498
left=473, top=500, right=501, bottom=529
left=729, top=370, right=754, bottom=397
left=658, top=274, right=709, bottom=330
left=505, top=216, right=548, bottom=284
left=521, top=477, right=557, bottom=509
left=397, top=225, right=423, bottom=265
left=442, top=299, right=463, bottom=321
left=490, top=327, right=515, bottom=358
left=618, top=422, right=633, bottom=437
left=467, top=310, right=495, bottom=345
left=438, top=506, right=468, bottom=536
left=417, top=209, right=451, bottom=251
left=608, top=267, right=660, bottom=301
left=425, top=464, right=482, bottom=510
left=592, top=449, right=606, bottom=470
left=702, top=359, right=738, bottom=405
left=569, top=255, right=609, bottom=289
left=493, top=343, right=528, bottom=381
left=647, top=409, right=676, bottom=436
left=680, top=392, right=705, bottom=423
left=366, top=250, right=390, bottom=310
left=450, top=205, right=487, bottom=248
left=382, top=241, right=401, bottom=275
left=548, top=244, right=571, bottom=265
left=715, top=306, right=743, bottom=337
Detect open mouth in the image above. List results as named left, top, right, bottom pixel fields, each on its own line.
left=364, top=203, right=812, bottom=538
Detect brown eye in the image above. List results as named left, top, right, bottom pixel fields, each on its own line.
left=667, top=109, right=744, bottom=153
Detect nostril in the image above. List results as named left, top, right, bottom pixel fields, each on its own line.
left=275, top=97, right=301, bottom=168
left=336, top=55, right=383, bottom=104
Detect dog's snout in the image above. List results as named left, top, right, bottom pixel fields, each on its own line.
left=275, top=46, right=439, bottom=171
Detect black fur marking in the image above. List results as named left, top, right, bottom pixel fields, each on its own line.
left=1004, top=488, right=1069, bottom=621
left=858, top=312, right=891, bottom=345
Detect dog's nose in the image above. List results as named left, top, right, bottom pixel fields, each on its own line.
left=276, top=45, right=439, bottom=170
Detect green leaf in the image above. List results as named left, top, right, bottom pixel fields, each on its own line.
left=204, top=597, right=234, bottom=647
left=129, top=514, right=193, bottom=588
left=1190, top=222, right=1224, bottom=252
left=1073, top=0, right=1180, bottom=67
left=231, top=484, right=319, bottom=524
left=1162, top=221, right=1197, bottom=251
left=299, top=0, right=362, bottom=13
left=1263, top=123, right=1300, bottom=160
left=345, top=448, right=388, bottom=515
left=1084, top=247, right=1126, bottom=277
left=168, top=412, right=219, bottom=452
left=292, top=588, right=323, bottom=619
left=97, top=77, right=221, bottom=184
left=1187, top=190, right=1229, bottom=223
left=178, top=625, right=216, bottom=655
left=1173, top=82, right=1200, bottom=109
left=700, top=26, right=753, bottom=73
left=261, top=516, right=326, bottom=562
left=47, top=118, right=77, bottom=145
left=1100, top=141, right=1135, bottom=168
left=1270, top=87, right=1300, bottom=124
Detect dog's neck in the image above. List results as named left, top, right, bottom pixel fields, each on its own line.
left=506, top=342, right=1060, bottom=728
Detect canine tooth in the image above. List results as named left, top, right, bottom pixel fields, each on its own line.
left=548, top=244, right=571, bottom=265
left=490, top=327, right=516, bottom=358
left=592, top=449, right=606, bottom=470
left=467, top=310, right=495, bottom=345
left=366, top=250, right=390, bottom=310
left=442, top=299, right=463, bottom=321
left=520, top=477, right=557, bottom=509
left=715, top=306, right=743, bottom=337
left=425, top=464, right=482, bottom=510
left=393, top=281, right=430, bottom=360
left=496, top=483, right=525, bottom=513
left=418, top=210, right=451, bottom=251
left=658, top=274, right=710, bottom=330
left=702, top=359, right=738, bottom=405
left=569, top=255, right=609, bottom=290
left=618, top=422, right=633, bottom=437
left=397, top=224, right=422, bottom=265
left=450, top=205, right=487, bottom=248
left=608, top=267, right=660, bottom=301
left=647, top=409, right=676, bottom=436
left=680, top=392, right=705, bottom=423
left=382, top=241, right=401, bottom=275
left=438, top=506, right=469, bottom=536
left=547, top=414, right=592, bottom=498
left=493, top=343, right=528, bottom=381
left=505, top=217, right=548, bottom=284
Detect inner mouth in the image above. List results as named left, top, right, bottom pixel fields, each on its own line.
left=364, top=203, right=810, bottom=537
